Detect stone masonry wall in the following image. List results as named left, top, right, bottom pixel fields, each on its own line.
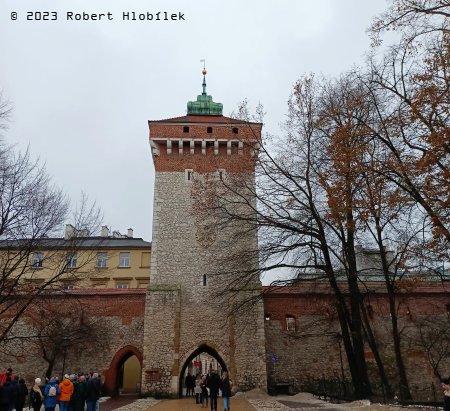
left=0, top=290, right=145, bottom=392
left=141, top=171, right=267, bottom=396
left=264, top=286, right=450, bottom=401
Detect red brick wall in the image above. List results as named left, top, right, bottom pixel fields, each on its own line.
left=263, top=284, right=450, bottom=400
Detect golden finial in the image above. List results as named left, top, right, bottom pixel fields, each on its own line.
left=200, top=59, right=206, bottom=75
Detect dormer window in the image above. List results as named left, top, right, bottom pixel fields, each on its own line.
left=183, top=126, right=189, bottom=133
left=207, top=127, right=213, bottom=134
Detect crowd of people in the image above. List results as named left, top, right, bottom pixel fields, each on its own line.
left=185, top=370, right=232, bottom=411
left=0, top=368, right=102, bottom=411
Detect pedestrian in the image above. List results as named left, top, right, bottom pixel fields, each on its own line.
left=30, top=378, right=44, bottom=411
left=184, top=373, right=191, bottom=397
left=43, top=377, right=61, bottom=411
left=206, top=370, right=221, bottom=411
left=3, top=378, right=15, bottom=411
left=8, top=377, right=18, bottom=411
left=70, top=375, right=87, bottom=411
left=194, top=374, right=202, bottom=404
left=59, top=374, right=74, bottom=411
left=85, top=373, right=100, bottom=411
left=0, top=381, right=9, bottom=411
left=15, top=378, right=28, bottom=411
left=200, top=375, right=208, bottom=409
left=442, top=378, right=450, bottom=411
left=220, top=371, right=232, bottom=411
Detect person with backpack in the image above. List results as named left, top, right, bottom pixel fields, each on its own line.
left=43, top=377, right=60, bottom=411
left=30, top=378, right=44, bottom=411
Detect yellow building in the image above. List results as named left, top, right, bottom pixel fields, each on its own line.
left=16, top=224, right=151, bottom=290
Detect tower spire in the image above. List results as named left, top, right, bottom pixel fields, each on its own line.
left=187, top=60, right=223, bottom=116
left=201, top=59, right=207, bottom=96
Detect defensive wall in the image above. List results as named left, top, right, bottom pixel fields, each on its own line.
left=2, top=283, right=449, bottom=400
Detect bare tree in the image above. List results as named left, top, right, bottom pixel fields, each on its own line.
left=0, top=96, right=102, bottom=344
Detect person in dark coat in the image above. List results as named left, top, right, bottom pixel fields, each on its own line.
left=4, top=379, right=16, bottom=411
left=15, top=378, right=28, bottom=411
left=0, top=383, right=9, bottom=411
left=206, top=370, right=221, bottom=411
left=220, top=371, right=232, bottom=411
left=30, top=378, right=44, bottom=411
left=85, top=374, right=100, bottom=411
left=70, top=376, right=87, bottom=411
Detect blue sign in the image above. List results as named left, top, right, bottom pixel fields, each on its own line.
left=271, top=354, right=278, bottom=363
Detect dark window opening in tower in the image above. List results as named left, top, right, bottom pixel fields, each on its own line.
left=203, top=274, right=207, bottom=286
left=183, top=126, right=189, bottom=133
left=207, top=127, right=212, bottom=134
left=232, top=127, right=238, bottom=134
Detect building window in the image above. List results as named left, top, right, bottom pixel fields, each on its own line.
left=203, top=274, right=207, bottom=286
left=63, top=284, right=74, bottom=290
left=186, top=169, right=194, bottom=182
left=183, top=126, right=189, bottom=133
left=265, top=313, right=271, bottom=321
left=97, top=252, right=108, bottom=268
left=116, top=283, right=129, bottom=289
left=286, top=315, right=296, bottom=331
left=67, top=253, right=77, bottom=268
left=119, top=252, right=130, bottom=267
left=31, top=252, right=44, bottom=268
left=207, top=127, right=212, bottom=134
left=232, top=127, right=238, bottom=134
left=218, top=169, right=225, bottom=181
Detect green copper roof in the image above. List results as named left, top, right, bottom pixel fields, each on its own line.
left=187, top=73, right=223, bottom=116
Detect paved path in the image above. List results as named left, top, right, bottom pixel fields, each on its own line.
left=106, top=392, right=440, bottom=411
left=148, top=398, right=256, bottom=411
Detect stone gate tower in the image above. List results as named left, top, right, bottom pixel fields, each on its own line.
left=141, top=70, right=267, bottom=396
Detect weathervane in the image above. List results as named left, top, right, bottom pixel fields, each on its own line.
left=200, top=59, right=206, bottom=75
left=200, top=59, right=207, bottom=95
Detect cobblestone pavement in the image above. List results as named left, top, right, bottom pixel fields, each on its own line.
left=100, top=392, right=441, bottom=411
left=108, top=397, right=161, bottom=410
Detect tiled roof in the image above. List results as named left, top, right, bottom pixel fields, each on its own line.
left=149, top=115, right=262, bottom=125
left=0, top=237, right=151, bottom=250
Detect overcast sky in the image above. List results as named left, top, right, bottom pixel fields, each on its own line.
left=1, top=0, right=388, bottom=245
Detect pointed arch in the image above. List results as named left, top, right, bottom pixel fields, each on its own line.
left=103, top=345, right=143, bottom=396
left=178, top=343, right=228, bottom=397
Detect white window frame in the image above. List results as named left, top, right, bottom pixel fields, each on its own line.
left=67, top=253, right=77, bottom=268
left=286, top=315, right=296, bottom=331
left=116, top=283, right=129, bottom=289
left=96, top=252, right=108, bottom=268
left=31, top=252, right=44, bottom=268
left=119, top=252, right=130, bottom=267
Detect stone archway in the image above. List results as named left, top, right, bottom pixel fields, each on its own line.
left=103, top=345, right=143, bottom=396
left=178, top=343, right=228, bottom=398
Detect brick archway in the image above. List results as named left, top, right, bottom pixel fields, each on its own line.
left=178, top=343, right=228, bottom=398
left=103, top=345, right=143, bottom=396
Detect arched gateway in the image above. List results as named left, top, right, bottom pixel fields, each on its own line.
left=103, top=345, right=142, bottom=396
left=141, top=71, right=268, bottom=397
left=178, top=344, right=227, bottom=397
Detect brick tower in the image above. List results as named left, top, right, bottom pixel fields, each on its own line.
left=141, top=69, right=267, bottom=396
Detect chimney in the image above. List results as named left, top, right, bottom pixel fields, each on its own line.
left=127, top=228, right=133, bottom=238
left=101, top=225, right=110, bottom=237
left=64, top=224, right=75, bottom=240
